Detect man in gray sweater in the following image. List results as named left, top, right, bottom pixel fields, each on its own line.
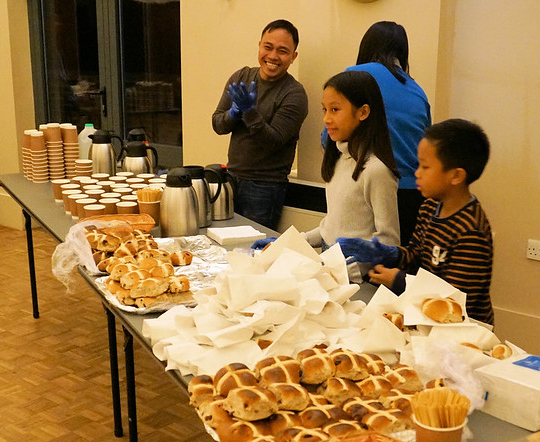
left=212, top=19, right=308, bottom=230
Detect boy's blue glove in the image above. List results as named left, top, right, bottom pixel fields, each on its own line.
left=228, top=101, right=242, bottom=120
left=227, top=81, right=257, bottom=112
left=336, top=236, right=399, bottom=267
left=251, top=237, right=276, bottom=250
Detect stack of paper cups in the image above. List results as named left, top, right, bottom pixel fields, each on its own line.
left=22, top=129, right=38, bottom=180
left=45, top=123, right=65, bottom=180
left=75, top=159, right=93, bottom=177
left=30, top=131, right=48, bottom=183
left=61, top=123, right=79, bottom=178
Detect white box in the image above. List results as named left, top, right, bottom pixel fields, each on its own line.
left=206, top=225, right=266, bottom=246
left=475, top=355, right=540, bottom=431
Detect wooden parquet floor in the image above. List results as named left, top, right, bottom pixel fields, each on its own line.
left=0, top=225, right=213, bottom=442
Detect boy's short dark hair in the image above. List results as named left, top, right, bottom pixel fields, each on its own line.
left=424, top=118, right=490, bottom=184
left=262, top=19, right=299, bottom=49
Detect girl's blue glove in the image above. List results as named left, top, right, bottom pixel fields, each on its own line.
left=251, top=237, right=277, bottom=250
left=336, top=236, right=399, bottom=267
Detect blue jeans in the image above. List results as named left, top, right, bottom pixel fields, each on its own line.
left=233, top=178, right=288, bottom=230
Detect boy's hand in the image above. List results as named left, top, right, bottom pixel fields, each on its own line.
left=368, top=265, right=400, bottom=288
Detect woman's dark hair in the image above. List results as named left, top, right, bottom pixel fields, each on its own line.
left=321, top=71, right=399, bottom=182
left=424, top=119, right=490, bottom=184
left=262, top=19, right=299, bottom=49
left=355, top=21, right=410, bottom=84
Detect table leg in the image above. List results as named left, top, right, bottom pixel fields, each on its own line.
left=123, top=326, right=138, bottom=442
left=23, top=209, right=39, bottom=319
left=105, top=307, right=123, bottom=437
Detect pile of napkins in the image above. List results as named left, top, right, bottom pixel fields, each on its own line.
left=142, top=226, right=406, bottom=376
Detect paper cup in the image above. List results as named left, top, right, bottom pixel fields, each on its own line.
left=62, top=189, right=82, bottom=214
left=84, top=204, right=106, bottom=218
left=138, top=201, right=160, bottom=226
left=99, top=197, right=120, bottom=214
left=116, top=201, right=138, bottom=214
left=121, top=194, right=138, bottom=202
left=137, top=173, right=155, bottom=183
left=68, top=193, right=87, bottom=219
left=116, top=171, right=135, bottom=178
left=51, top=178, right=71, bottom=201
left=101, top=192, right=121, bottom=199
left=413, top=415, right=467, bottom=442
left=76, top=198, right=97, bottom=219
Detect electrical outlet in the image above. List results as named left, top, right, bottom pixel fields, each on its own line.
left=527, top=239, right=540, bottom=261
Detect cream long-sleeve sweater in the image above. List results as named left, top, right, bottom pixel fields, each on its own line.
left=304, top=142, right=400, bottom=249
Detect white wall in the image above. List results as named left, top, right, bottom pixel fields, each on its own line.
left=180, top=0, right=441, bottom=182
left=448, top=0, right=540, bottom=351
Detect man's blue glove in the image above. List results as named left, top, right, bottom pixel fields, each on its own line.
left=228, top=101, right=242, bottom=120
left=336, top=236, right=399, bottom=267
left=251, top=237, right=276, bottom=250
left=227, top=81, right=257, bottom=113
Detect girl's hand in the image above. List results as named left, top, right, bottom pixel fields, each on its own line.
left=368, top=264, right=400, bottom=287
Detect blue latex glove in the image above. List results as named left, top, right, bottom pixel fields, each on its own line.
left=227, top=81, right=257, bottom=113
left=251, top=237, right=277, bottom=250
left=228, top=101, right=242, bottom=120
left=336, top=236, right=399, bottom=267
left=321, top=127, right=329, bottom=150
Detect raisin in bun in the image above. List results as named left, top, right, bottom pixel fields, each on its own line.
left=109, top=263, right=139, bottom=281
left=119, top=269, right=151, bottom=290
left=222, top=386, right=278, bottom=421
left=425, top=378, right=447, bottom=389
left=421, top=297, right=464, bottom=323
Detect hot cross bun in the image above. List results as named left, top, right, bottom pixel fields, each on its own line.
left=298, top=403, right=349, bottom=429
left=222, top=386, right=278, bottom=421
left=330, top=348, right=370, bottom=381
left=384, top=364, right=423, bottom=393
left=341, top=397, right=386, bottom=421
left=214, top=363, right=258, bottom=397
left=297, top=347, right=336, bottom=385
left=317, top=377, right=362, bottom=406
left=267, top=383, right=310, bottom=411
left=357, top=353, right=386, bottom=375
left=188, top=374, right=215, bottom=407
left=256, top=356, right=301, bottom=385
left=361, top=408, right=412, bottom=433
left=356, top=375, right=393, bottom=399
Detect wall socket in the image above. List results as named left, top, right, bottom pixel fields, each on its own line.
left=527, top=239, right=540, bottom=261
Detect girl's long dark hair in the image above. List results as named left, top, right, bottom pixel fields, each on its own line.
left=356, top=21, right=410, bottom=84
left=321, top=71, right=400, bottom=183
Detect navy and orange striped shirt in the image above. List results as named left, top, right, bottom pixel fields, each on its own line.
left=397, top=197, right=494, bottom=325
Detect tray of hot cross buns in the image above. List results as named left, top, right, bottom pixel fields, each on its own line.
left=82, top=214, right=228, bottom=313
left=187, top=346, right=428, bottom=442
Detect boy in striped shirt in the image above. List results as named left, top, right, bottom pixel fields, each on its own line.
left=338, top=119, right=494, bottom=325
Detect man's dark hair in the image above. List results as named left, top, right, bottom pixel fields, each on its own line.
left=262, top=19, right=299, bottom=49
left=425, top=118, right=490, bottom=184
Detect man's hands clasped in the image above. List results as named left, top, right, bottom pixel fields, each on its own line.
left=227, top=81, right=257, bottom=119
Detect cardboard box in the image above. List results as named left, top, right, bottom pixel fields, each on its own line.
left=475, top=355, right=540, bottom=431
